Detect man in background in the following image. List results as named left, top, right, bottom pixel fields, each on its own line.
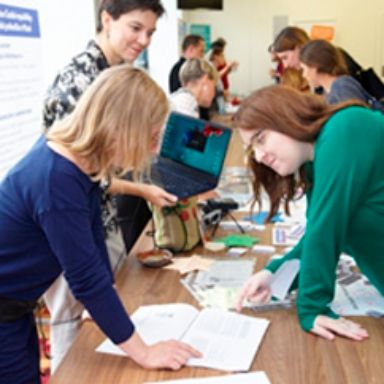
left=169, top=34, right=205, bottom=93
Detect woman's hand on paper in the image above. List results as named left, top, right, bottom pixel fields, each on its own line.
left=311, top=316, right=369, bottom=341
left=140, top=340, right=202, bottom=370
left=236, top=270, right=273, bottom=311
left=120, top=332, right=202, bottom=370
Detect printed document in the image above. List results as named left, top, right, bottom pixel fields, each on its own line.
left=96, top=303, right=269, bottom=372
left=145, top=371, right=271, bottom=384
left=270, top=259, right=300, bottom=300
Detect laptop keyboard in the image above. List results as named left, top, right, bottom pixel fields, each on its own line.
left=150, top=165, right=213, bottom=196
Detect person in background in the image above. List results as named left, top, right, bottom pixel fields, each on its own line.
left=169, top=34, right=205, bottom=93
left=0, top=65, right=201, bottom=384
left=209, top=37, right=239, bottom=101
left=271, top=26, right=380, bottom=98
left=272, top=26, right=310, bottom=70
left=270, top=27, right=310, bottom=93
left=299, top=39, right=374, bottom=104
left=170, top=58, right=218, bottom=117
left=267, top=44, right=284, bottom=84
left=42, top=0, right=177, bottom=372
left=234, top=85, right=384, bottom=341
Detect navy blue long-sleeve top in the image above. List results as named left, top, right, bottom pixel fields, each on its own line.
left=0, top=136, right=134, bottom=344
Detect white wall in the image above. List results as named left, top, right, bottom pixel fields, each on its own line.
left=183, top=0, right=384, bottom=95
left=38, top=0, right=95, bottom=89
left=32, top=0, right=384, bottom=97
left=148, top=0, right=183, bottom=93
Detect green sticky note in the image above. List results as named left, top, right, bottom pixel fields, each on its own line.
left=214, top=234, right=259, bottom=248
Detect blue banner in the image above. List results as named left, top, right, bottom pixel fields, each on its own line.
left=0, top=3, right=40, bottom=38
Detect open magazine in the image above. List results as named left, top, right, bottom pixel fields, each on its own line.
left=96, top=303, right=269, bottom=372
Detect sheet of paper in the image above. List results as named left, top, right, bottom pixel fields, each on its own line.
left=182, top=307, right=269, bottom=371
left=145, top=371, right=271, bottom=384
left=193, top=260, right=255, bottom=288
left=180, top=273, right=206, bottom=303
left=252, top=245, right=276, bottom=254
left=331, top=275, right=384, bottom=317
left=271, top=227, right=298, bottom=246
left=227, top=247, right=248, bottom=257
left=270, top=259, right=300, bottom=300
left=220, top=220, right=265, bottom=232
left=198, top=286, right=248, bottom=310
left=96, top=303, right=199, bottom=356
left=164, top=255, right=214, bottom=275
left=180, top=260, right=255, bottom=309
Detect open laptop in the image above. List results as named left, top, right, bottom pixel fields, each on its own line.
left=149, top=112, right=232, bottom=199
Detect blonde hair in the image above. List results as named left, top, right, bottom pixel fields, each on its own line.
left=280, top=68, right=309, bottom=92
left=46, top=64, right=168, bottom=180
left=179, top=58, right=218, bottom=86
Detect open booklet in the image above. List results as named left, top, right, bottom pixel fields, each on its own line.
left=96, top=303, right=270, bottom=372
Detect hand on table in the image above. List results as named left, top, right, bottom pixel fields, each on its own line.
left=311, top=315, right=369, bottom=341
left=236, top=270, right=273, bottom=311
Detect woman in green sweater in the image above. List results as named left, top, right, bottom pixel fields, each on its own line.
left=235, top=85, right=384, bottom=340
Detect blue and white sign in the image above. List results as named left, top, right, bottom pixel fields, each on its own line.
left=0, top=1, right=43, bottom=179
left=0, top=3, right=40, bottom=38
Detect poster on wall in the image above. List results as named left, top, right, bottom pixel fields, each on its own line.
left=0, top=1, right=44, bottom=180
left=190, top=23, right=211, bottom=52
left=294, top=19, right=336, bottom=42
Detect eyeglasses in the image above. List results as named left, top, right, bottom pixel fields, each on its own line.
left=245, top=130, right=264, bottom=155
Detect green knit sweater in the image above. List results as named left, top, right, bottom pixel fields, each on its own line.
left=266, top=106, right=384, bottom=331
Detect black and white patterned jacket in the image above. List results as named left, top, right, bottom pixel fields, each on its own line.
left=43, top=40, right=109, bottom=130
left=42, top=40, right=118, bottom=237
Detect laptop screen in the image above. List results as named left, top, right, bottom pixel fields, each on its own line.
left=160, top=112, right=232, bottom=177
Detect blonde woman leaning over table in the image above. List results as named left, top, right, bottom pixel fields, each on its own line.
left=0, top=66, right=200, bottom=384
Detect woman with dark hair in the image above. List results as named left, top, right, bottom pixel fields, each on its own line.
left=299, top=39, right=371, bottom=104
left=235, top=85, right=384, bottom=341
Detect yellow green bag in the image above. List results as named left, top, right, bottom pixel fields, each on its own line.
left=151, top=197, right=201, bottom=253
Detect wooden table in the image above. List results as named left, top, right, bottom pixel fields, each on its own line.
left=50, top=225, right=384, bottom=384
